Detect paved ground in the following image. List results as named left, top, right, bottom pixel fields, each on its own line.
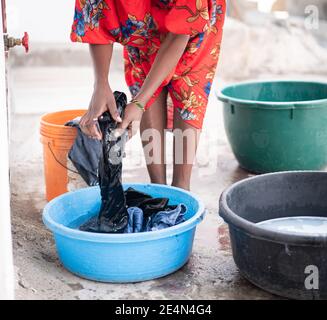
left=11, top=115, right=271, bottom=300
left=10, top=63, right=326, bottom=300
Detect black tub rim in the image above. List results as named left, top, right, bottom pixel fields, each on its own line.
left=219, top=171, right=327, bottom=247
left=216, top=79, right=327, bottom=110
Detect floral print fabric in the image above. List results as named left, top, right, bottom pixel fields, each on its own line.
left=71, top=0, right=226, bottom=129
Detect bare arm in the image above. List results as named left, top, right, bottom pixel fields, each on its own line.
left=90, top=43, right=112, bottom=85
left=118, top=33, right=190, bottom=137
left=79, top=43, right=121, bottom=140
left=135, top=33, right=190, bottom=105
left=81, top=33, right=190, bottom=139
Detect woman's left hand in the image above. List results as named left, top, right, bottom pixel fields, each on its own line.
left=116, top=102, right=144, bottom=139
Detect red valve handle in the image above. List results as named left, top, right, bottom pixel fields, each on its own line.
left=22, top=32, right=29, bottom=53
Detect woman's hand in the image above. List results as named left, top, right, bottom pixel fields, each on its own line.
left=116, top=102, right=144, bottom=139
left=80, top=82, right=122, bottom=140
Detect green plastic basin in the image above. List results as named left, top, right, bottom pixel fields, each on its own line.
left=217, top=80, right=327, bottom=173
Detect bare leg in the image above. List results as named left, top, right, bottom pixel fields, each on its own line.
left=172, top=112, right=201, bottom=191
left=140, top=88, right=168, bottom=185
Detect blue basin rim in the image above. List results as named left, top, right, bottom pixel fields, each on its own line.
left=216, top=80, right=327, bottom=109
left=43, top=183, right=206, bottom=243
left=219, top=171, right=327, bottom=247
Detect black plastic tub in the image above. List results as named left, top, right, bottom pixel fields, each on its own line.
left=219, top=171, right=327, bottom=300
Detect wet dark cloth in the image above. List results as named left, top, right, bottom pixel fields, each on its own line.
left=124, top=203, right=187, bottom=233
left=80, top=91, right=129, bottom=233
left=124, top=188, right=153, bottom=207
left=123, top=187, right=186, bottom=233
left=80, top=186, right=187, bottom=234
left=65, top=119, right=101, bottom=186
left=124, top=187, right=169, bottom=217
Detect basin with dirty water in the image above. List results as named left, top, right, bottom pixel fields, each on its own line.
left=219, top=171, right=327, bottom=300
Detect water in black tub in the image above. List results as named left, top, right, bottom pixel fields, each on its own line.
left=257, top=216, right=327, bottom=236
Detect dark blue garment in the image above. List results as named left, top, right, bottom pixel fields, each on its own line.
left=145, top=204, right=187, bottom=231
left=124, top=207, right=143, bottom=233
left=124, top=204, right=187, bottom=233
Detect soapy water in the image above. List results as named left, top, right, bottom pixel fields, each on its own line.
left=68, top=213, right=95, bottom=230
left=257, top=216, right=327, bottom=236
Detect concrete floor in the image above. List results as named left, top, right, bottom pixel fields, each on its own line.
left=12, top=65, right=325, bottom=300
left=12, top=115, right=275, bottom=300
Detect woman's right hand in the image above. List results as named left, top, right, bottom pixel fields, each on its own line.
left=79, top=82, right=122, bottom=140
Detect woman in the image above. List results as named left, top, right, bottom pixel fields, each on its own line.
left=71, top=0, right=226, bottom=191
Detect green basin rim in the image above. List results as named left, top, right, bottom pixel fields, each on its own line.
left=217, top=80, right=327, bottom=110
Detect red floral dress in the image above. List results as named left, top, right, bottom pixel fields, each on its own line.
left=71, top=0, right=226, bottom=129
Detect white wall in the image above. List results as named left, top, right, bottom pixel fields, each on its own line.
left=0, top=2, right=15, bottom=300
left=7, top=0, right=75, bottom=43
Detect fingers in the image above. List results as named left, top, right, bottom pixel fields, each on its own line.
left=113, top=117, right=129, bottom=139
left=129, top=120, right=140, bottom=138
left=115, top=117, right=140, bottom=140
left=127, top=125, right=133, bottom=140
left=107, top=100, right=122, bottom=123
left=79, top=113, right=102, bottom=140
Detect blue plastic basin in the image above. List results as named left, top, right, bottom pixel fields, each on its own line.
left=43, top=183, right=205, bottom=282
